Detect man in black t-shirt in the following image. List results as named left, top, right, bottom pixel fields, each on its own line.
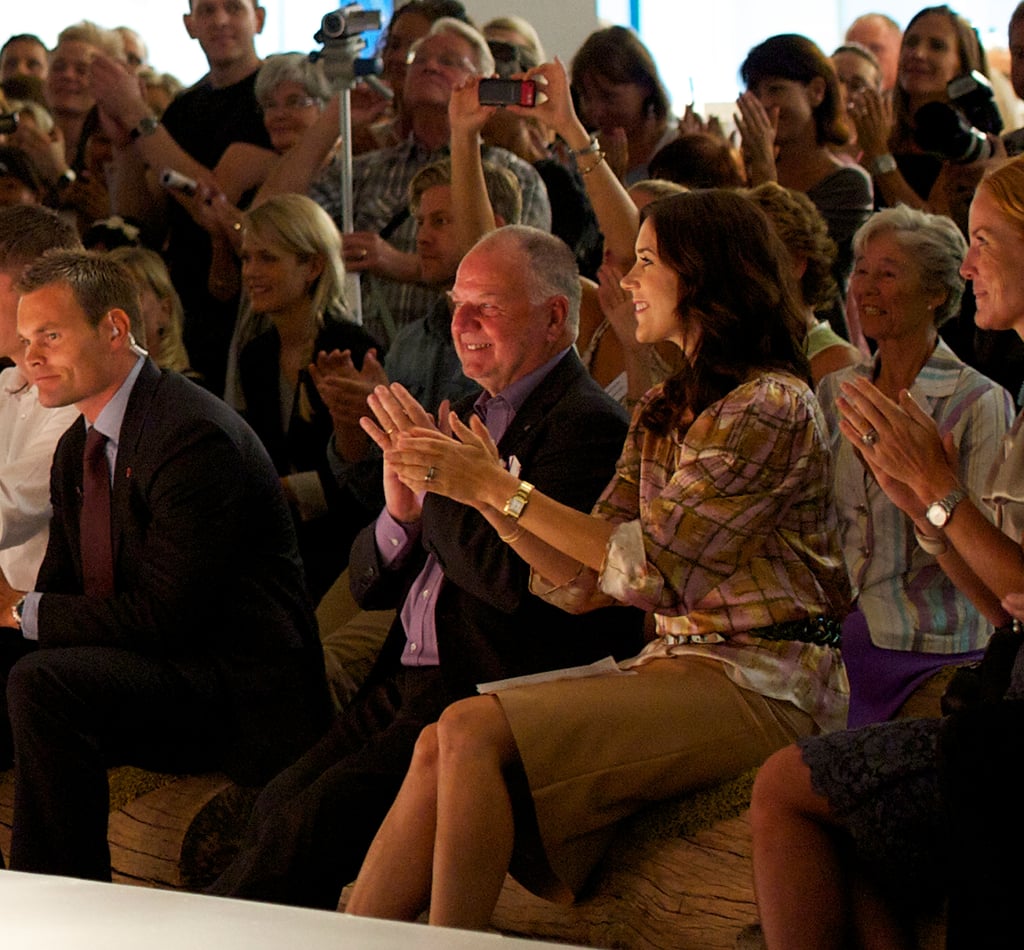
left=97, top=0, right=270, bottom=393
left=159, top=0, right=270, bottom=393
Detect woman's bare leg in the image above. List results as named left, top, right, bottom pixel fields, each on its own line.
left=346, top=725, right=441, bottom=921
left=428, top=695, right=520, bottom=930
left=753, top=743, right=913, bottom=950
left=751, top=744, right=849, bottom=950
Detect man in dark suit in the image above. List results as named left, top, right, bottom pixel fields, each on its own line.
left=209, top=226, right=643, bottom=909
left=0, top=249, right=330, bottom=879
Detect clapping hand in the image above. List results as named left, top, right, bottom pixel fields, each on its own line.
left=836, top=377, right=960, bottom=512
left=311, top=348, right=387, bottom=461
left=391, top=413, right=505, bottom=511
left=734, top=91, right=778, bottom=184
left=360, top=383, right=451, bottom=522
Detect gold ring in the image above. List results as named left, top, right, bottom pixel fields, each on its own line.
left=425, top=466, right=436, bottom=482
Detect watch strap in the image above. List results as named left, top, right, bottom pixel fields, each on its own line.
left=128, top=115, right=159, bottom=143
left=502, top=480, right=534, bottom=521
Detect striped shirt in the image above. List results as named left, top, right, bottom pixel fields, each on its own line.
left=819, top=341, right=1014, bottom=654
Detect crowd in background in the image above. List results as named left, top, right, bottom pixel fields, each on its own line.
left=3, top=2, right=1024, bottom=946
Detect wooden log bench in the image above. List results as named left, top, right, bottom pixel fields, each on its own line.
left=0, top=767, right=257, bottom=891
left=489, top=771, right=761, bottom=950
left=0, top=663, right=958, bottom=948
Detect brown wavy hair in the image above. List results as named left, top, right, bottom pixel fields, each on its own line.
left=638, top=191, right=810, bottom=436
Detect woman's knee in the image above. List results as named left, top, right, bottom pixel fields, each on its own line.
left=751, top=743, right=823, bottom=833
left=407, top=723, right=440, bottom=775
left=435, top=695, right=515, bottom=767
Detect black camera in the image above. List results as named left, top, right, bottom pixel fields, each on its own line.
left=315, top=4, right=381, bottom=43
left=0, top=112, right=20, bottom=135
left=913, top=70, right=1004, bottom=164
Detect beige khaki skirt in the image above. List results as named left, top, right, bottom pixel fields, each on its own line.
left=497, top=655, right=813, bottom=900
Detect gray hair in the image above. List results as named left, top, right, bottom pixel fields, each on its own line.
left=421, top=17, right=495, bottom=76
left=853, top=206, right=967, bottom=325
left=255, top=52, right=332, bottom=106
left=478, top=226, right=581, bottom=337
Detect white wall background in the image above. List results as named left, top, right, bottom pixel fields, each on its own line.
left=4, top=1, right=1020, bottom=106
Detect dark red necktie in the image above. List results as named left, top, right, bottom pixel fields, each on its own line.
left=81, top=427, right=114, bottom=597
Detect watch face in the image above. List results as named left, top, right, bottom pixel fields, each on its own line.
left=507, top=496, right=526, bottom=517
left=926, top=502, right=948, bottom=528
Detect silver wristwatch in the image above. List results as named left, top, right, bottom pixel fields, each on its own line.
left=925, top=488, right=967, bottom=528
left=872, top=153, right=898, bottom=176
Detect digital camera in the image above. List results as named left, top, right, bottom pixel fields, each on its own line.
left=913, top=70, right=1003, bottom=165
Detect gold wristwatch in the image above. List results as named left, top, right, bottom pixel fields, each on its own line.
left=502, top=480, right=534, bottom=521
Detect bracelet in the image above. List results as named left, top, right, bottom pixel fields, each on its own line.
left=568, top=133, right=601, bottom=157
left=498, top=524, right=524, bottom=544
left=128, top=115, right=159, bottom=143
left=914, top=528, right=949, bottom=557
left=578, top=152, right=607, bottom=175
left=55, top=168, right=77, bottom=190
left=529, top=561, right=587, bottom=595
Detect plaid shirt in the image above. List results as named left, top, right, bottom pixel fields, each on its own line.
left=311, top=137, right=551, bottom=346
left=537, top=372, right=851, bottom=731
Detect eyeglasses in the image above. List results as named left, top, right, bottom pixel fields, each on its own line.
left=405, top=49, right=474, bottom=73
left=259, top=95, right=322, bottom=114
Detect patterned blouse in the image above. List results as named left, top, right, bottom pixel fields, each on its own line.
left=536, top=371, right=852, bottom=731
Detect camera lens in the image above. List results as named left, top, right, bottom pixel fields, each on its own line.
left=912, top=102, right=993, bottom=165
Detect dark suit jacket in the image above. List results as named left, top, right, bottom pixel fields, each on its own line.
left=35, top=359, right=330, bottom=783
left=349, top=350, right=644, bottom=703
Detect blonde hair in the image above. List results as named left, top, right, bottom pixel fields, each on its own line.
left=243, top=193, right=347, bottom=323
left=483, top=16, right=546, bottom=63
left=55, top=21, right=125, bottom=62
left=108, top=246, right=191, bottom=373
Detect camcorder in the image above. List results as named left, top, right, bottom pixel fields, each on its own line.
left=913, top=70, right=1004, bottom=165
left=314, top=4, right=381, bottom=44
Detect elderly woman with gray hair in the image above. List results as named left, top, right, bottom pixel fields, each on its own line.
left=819, top=204, right=1014, bottom=727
